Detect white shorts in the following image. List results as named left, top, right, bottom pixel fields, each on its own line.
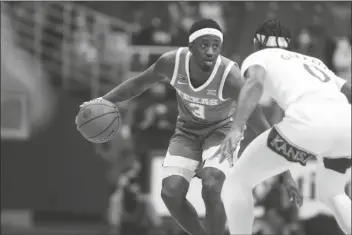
left=162, top=144, right=241, bottom=182
left=162, top=120, right=241, bottom=182
left=222, top=101, right=351, bottom=212
left=277, top=101, right=351, bottom=160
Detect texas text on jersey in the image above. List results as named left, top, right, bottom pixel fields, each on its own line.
left=170, top=47, right=237, bottom=124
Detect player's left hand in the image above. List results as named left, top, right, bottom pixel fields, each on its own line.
left=283, top=177, right=303, bottom=207
left=213, top=129, right=243, bottom=165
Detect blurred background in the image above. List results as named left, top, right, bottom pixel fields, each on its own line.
left=1, top=1, right=351, bottom=235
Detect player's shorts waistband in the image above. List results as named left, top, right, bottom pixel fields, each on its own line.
left=176, top=116, right=233, bottom=132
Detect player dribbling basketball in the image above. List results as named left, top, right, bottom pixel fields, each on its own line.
left=78, top=19, right=301, bottom=235
left=216, top=20, right=351, bottom=235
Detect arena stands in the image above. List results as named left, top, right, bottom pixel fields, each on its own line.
left=1, top=2, right=350, bottom=235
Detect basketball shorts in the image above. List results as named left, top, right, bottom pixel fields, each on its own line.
left=162, top=118, right=241, bottom=181
left=272, top=101, right=351, bottom=165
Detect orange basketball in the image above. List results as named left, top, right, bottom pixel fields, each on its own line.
left=76, top=99, right=121, bottom=143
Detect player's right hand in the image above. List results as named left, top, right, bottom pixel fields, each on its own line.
left=79, top=97, right=104, bottom=109
left=75, top=97, right=116, bottom=125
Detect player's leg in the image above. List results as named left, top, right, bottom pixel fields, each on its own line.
left=199, top=123, right=241, bottom=235
left=316, top=160, right=351, bottom=234
left=200, top=144, right=233, bottom=234
left=315, top=113, right=351, bottom=235
left=161, top=129, right=205, bottom=235
left=222, top=128, right=297, bottom=234
left=287, top=103, right=352, bottom=234
left=199, top=164, right=226, bottom=235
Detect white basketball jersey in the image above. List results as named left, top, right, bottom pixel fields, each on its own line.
left=241, top=48, right=348, bottom=111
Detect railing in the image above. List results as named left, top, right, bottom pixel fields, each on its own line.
left=4, top=2, right=180, bottom=98
left=5, top=2, right=348, bottom=98
left=4, top=2, right=133, bottom=98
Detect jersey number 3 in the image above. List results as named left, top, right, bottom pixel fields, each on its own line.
left=189, top=103, right=205, bottom=119
left=303, top=64, right=331, bottom=83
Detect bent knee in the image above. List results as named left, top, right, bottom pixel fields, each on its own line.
left=316, top=180, right=347, bottom=204
left=201, top=168, right=225, bottom=197
left=340, top=221, right=351, bottom=235
left=161, top=175, right=189, bottom=202
left=345, top=223, right=351, bottom=235
left=317, top=186, right=345, bottom=204
left=316, top=164, right=348, bottom=203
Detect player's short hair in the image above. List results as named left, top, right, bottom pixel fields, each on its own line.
left=253, top=20, right=291, bottom=49
left=188, top=19, right=223, bottom=43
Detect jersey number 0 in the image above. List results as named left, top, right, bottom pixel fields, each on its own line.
left=303, top=64, right=331, bottom=83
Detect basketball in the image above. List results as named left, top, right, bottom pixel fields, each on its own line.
left=76, top=99, right=121, bottom=144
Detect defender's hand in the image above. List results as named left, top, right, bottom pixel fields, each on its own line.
left=284, top=177, right=303, bottom=207
left=213, top=129, right=243, bottom=165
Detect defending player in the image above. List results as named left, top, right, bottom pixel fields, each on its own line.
left=216, top=20, right=351, bottom=234
left=78, top=19, right=299, bottom=235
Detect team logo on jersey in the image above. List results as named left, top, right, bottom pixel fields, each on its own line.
left=206, top=89, right=217, bottom=96
left=267, top=127, right=315, bottom=166
left=177, top=74, right=188, bottom=81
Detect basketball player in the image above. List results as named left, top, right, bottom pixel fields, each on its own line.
left=79, top=19, right=300, bottom=235
left=215, top=20, right=352, bottom=234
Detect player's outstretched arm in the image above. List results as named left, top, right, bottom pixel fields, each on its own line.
left=232, top=65, right=265, bottom=132
left=102, top=51, right=176, bottom=103
left=247, top=106, right=271, bottom=134
left=223, top=64, right=270, bottom=134
left=341, top=82, right=351, bottom=103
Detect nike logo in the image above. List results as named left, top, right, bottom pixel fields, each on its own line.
left=177, top=81, right=188, bottom=85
